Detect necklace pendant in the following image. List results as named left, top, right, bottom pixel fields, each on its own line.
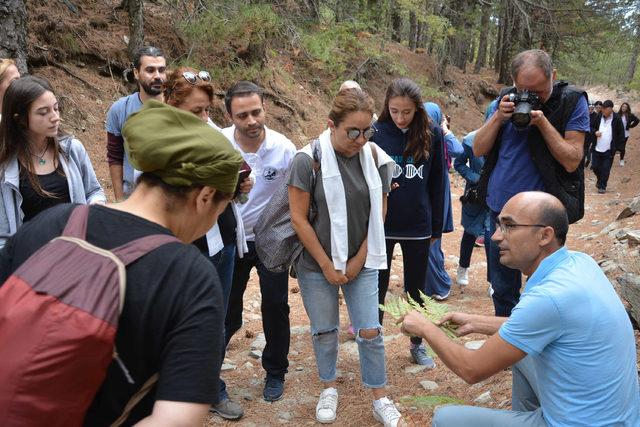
left=39, top=158, right=46, bottom=165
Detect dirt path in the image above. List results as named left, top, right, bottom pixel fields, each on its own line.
left=207, top=132, right=640, bottom=426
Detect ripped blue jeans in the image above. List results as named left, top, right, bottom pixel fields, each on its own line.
left=297, top=267, right=386, bottom=388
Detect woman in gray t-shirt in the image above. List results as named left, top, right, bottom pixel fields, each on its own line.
left=288, top=88, right=402, bottom=426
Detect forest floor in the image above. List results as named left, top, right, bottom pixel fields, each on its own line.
left=21, top=1, right=640, bottom=425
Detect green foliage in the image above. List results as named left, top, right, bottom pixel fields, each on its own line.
left=59, top=33, right=81, bottom=55
left=180, top=3, right=282, bottom=48
left=379, top=290, right=458, bottom=339
left=300, top=21, right=369, bottom=76
left=399, top=394, right=465, bottom=409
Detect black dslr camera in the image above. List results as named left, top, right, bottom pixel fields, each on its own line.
left=507, top=90, right=541, bottom=128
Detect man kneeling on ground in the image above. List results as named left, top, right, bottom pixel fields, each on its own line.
left=0, top=101, right=243, bottom=425
left=400, top=191, right=640, bottom=427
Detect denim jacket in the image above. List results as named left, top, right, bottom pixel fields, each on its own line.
left=0, top=135, right=105, bottom=249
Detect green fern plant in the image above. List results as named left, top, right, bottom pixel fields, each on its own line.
left=379, top=290, right=458, bottom=339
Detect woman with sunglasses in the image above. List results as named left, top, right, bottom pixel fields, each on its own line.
left=0, top=75, right=105, bottom=249
left=288, top=88, right=403, bottom=426
left=0, top=58, right=21, bottom=121
left=371, top=78, right=444, bottom=368
left=162, top=66, right=251, bottom=421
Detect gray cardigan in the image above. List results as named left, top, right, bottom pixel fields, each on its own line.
left=0, top=135, right=106, bottom=248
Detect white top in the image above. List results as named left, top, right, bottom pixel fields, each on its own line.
left=596, top=115, right=613, bottom=152
left=221, top=125, right=296, bottom=241
left=622, top=115, right=629, bottom=138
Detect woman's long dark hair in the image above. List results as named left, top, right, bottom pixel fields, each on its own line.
left=0, top=75, right=64, bottom=196
left=378, top=77, right=431, bottom=162
left=618, top=102, right=632, bottom=119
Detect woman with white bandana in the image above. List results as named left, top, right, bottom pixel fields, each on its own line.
left=288, top=88, right=402, bottom=426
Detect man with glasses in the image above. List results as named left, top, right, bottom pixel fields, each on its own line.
left=106, top=46, right=166, bottom=201
left=400, top=191, right=639, bottom=427
left=220, top=81, right=296, bottom=402
left=473, top=49, right=590, bottom=317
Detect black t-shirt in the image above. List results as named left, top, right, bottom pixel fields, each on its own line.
left=0, top=204, right=224, bottom=426
left=217, top=204, right=237, bottom=246
left=19, top=166, right=71, bottom=222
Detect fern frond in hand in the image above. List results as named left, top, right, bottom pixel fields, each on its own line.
left=379, top=290, right=458, bottom=339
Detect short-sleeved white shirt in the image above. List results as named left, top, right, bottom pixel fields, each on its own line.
left=221, top=125, right=296, bottom=241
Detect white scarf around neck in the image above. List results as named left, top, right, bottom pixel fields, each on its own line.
left=301, top=128, right=395, bottom=273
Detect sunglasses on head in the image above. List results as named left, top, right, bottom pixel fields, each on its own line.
left=182, top=70, right=211, bottom=85
left=346, top=127, right=376, bottom=140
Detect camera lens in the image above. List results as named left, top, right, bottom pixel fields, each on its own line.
left=512, top=102, right=533, bottom=128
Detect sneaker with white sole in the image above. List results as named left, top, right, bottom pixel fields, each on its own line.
left=373, top=397, right=403, bottom=427
left=456, top=266, right=469, bottom=289
left=620, top=159, right=625, bottom=166
left=316, top=387, right=338, bottom=424
left=409, top=343, right=436, bottom=368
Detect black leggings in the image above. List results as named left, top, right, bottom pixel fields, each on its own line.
left=378, top=238, right=430, bottom=345
left=459, top=231, right=477, bottom=268
left=618, top=137, right=629, bottom=160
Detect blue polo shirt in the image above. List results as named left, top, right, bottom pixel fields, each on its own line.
left=487, top=96, right=590, bottom=213
left=105, top=93, right=144, bottom=197
left=499, top=247, right=640, bottom=426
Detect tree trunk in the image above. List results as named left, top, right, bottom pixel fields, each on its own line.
left=390, top=0, right=402, bottom=42
left=625, top=17, right=640, bottom=84
left=474, top=4, right=490, bottom=74
left=409, top=11, right=418, bottom=51
left=127, top=0, right=145, bottom=60
left=0, top=0, right=28, bottom=73
left=305, top=0, right=321, bottom=21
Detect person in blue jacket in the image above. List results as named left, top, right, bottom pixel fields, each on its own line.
left=453, top=130, right=491, bottom=295
left=372, top=78, right=445, bottom=367
left=423, top=102, right=463, bottom=301
left=453, top=101, right=497, bottom=296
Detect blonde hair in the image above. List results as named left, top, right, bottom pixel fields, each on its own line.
left=0, top=58, right=17, bottom=84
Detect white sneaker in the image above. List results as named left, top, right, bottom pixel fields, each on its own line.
left=488, top=284, right=494, bottom=297
left=316, top=387, right=338, bottom=423
left=620, top=159, right=625, bottom=166
left=373, top=397, right=402, bottom=427
left=456, top=266, right=469, bottom=288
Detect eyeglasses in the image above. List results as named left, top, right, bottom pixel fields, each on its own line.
left=495, top=221, right=547, bottom=234
left=182, top=70, right=211, bottom=85
left=346, top=127, right=376, bottom=140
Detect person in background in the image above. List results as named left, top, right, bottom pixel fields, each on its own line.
left=454, top=130, right=491, bottom=295
left=0, top=58, right=20, bottom=119
left=371, top=77, right=444, bottom=368
left=585, top=102, right=598, bottom=167
left=106, top=46, right=166, bottom=201
left=592, top=100, right=624, bottom=193
left=162, top=66, right=251, bottom=420
left=289, top=87, right=402, bottom=426
left=0, top=76, right=105, bottom=249
left=423, top=102, right=463, bottom=301
left=616, top=102, right=639, bottom=166
left=454, top=101, right=496, bottom=295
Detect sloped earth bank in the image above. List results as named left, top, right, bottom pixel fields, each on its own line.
left=207, top=134, right=640, bottom=426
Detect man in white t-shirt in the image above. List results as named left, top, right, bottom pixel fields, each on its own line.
left=221, top=81, right=296, bottom=403
left=591, top=100, right=624, bottom=193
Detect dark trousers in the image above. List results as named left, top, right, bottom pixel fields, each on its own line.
left=458, top=231, right=477, bottom=269
left=378, top=238, right=430, bottom=345
left=225, top=241, right=290, bottom=380
left=617, top=137, right=629, bottom=160
left=592, top=150, right=614, bottom=190
left=486, top=211, right=522, bottom=316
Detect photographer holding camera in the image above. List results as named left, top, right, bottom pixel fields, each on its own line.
left=473, top=49, right=590, bottom=317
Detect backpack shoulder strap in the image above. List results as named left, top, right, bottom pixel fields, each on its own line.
left=62, top=204, right=90, bottom=239
left=110, top=234, right=181, bottom=266
left=110, top=373, right=159, bottom=427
